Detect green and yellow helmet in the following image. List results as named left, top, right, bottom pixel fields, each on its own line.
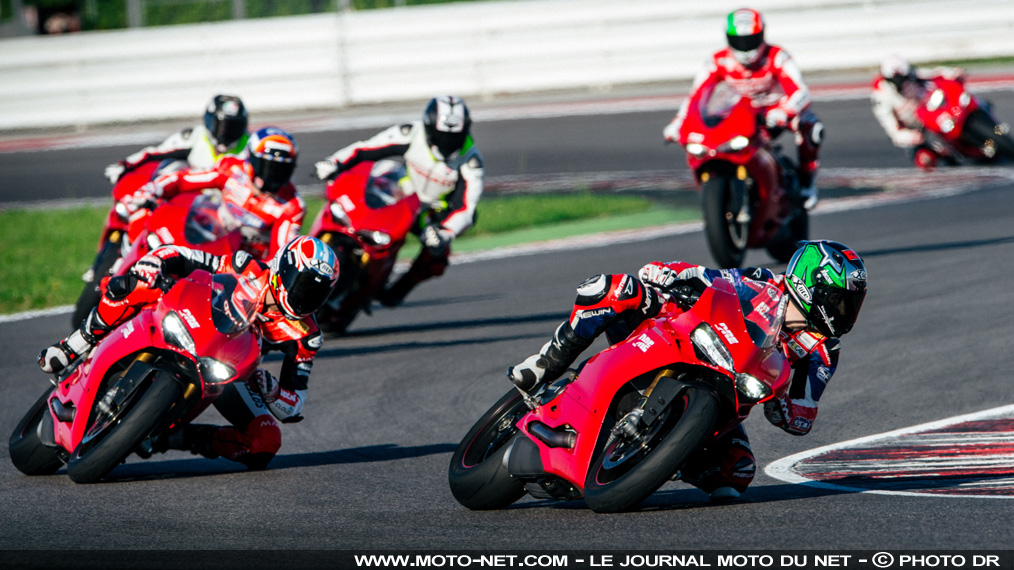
left=784, top=241, right=868, bottom=337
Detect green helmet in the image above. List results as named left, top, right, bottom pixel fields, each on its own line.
left=784, top=241, right=868, bottom=337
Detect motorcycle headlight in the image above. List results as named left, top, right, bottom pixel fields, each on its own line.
left=691, top=323, right=735, bottom=373
left=199, top=357, right=236, bottom=384
left=959, top=92, right=971, bottom=108
left=927, top=89, right=945, bottom=112
left=329, top=202, right=351, bottom=227
left=735, top=373, right=773, bottom=403
left=685, top=143, right=709, bottom=157
left=720, top=135, right=750, bottom=152
left=162, top=311, right=196, bottom=356
left=357, top=230, right=391, bottom=247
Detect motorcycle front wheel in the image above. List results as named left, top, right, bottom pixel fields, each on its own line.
left=701, top=174, right=749, bottom=268
left=9, top=385, right=66, bottom=476
left=583, top=385, right=717, bottom=513
left=66, top=370, right=182, bottom=484
left=448, top=389, right=528, bottom=510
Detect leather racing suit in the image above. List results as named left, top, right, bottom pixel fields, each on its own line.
left=111, top=124, right=250, bottom=179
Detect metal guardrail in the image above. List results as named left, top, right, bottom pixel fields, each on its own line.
left=2, top=0, right=1013, bottom=130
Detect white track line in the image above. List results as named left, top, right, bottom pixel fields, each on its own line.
left=765, top=404, right=1014, bottom=500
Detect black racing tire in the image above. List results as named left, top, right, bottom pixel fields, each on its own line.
left=72, top=237, right=122, bottom=328
left=9, top=386, right=65, bottom=476
left=583, top=386, right=718, bottom=513
left=962, top=110, right=1014, bottom=161
left=766, top=207, right=809, bottom=263
left=66, top=372, right=181, bottom=484
left=701, top=174, right=748, bottom=269
left=448, top=389, right=528, bottom=510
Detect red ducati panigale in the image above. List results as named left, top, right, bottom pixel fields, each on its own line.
left=11, top=270, right=267, bottom=483
left=914, top=76, right=1014, bottom=167
left=309, top=159, right=421, bottom=334
left=449, top=278, right=791, bottom=513
left=677, top=83, right=808, bottom=268
left=74, top=160, right=189, bottom=328
left=71, top=190, right=245, bottom=328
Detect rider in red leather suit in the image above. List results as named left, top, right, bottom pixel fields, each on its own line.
left=125, top=127, right=305, bottom=261
left=508, top=241, right=867, bottom=501
left=39, top=237, right=339, bottom=470
left=664, top=8, right=823, bottom=208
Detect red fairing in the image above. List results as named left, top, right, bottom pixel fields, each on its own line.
left=516, top=278, right=791, bottom=491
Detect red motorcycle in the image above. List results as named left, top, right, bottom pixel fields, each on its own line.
left=677, top=83, right=808, bottom=268
left=11, top=270, right=267, bottom=483
left=449, top=277, right=791, bottom=513
left=71, top=190, right=245, bottom=328
left=308, top=159, right=421, bottom=334
left=74, top=160, right=189, bottom=328
left=913, top=76, right=1014, bottom=167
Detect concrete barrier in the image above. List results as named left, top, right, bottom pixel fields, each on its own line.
left=1, top=0, right=1012, bottom=130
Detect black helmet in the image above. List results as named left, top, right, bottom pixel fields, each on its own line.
left=203, top=95, right=249, bottom=151
left=784, top=241, right=868, bottom=338
left=423, top=95, right=472, bottom=159
left=247, top=127, right=298, bottom=194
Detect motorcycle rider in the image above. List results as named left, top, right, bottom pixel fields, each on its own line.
left=663, top=8, right=823, bottom=209
left=313, top=95, right=484, bottom=308
left=123, top=126, right=305, bottom=261
left=103, top=94, right=251, bottom=183
left=508, top=240, right=867, bottom=501
left=38, top=236, right=339, bottom=470
left=872, top=54, right=966, bottom=169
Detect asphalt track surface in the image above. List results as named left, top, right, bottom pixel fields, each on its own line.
left=2, top=91, right=1014, bottom=560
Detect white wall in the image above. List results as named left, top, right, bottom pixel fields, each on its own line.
left=2, top=0, right=1013, bottom=130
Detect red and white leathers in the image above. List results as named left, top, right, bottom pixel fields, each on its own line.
left=317, top=121, right=484, bottom=295
left=133, top=156, right=305, bottom=261
left=871, top=66, right=966, bottom=149
left=665, top=44, right=823, bottom=189
left=85, top=245, right=323, bottom=468
left=559, top=263, right=841, bottom=494
left=106, top=124, right=250, bottom=183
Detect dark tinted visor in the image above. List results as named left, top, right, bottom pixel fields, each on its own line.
left=820, top=288, right=866, bottom=336
left=727, top=32, right=764, bottom=53
left=254, top=156, right=296, bottom=192
left=277, top=263, right=334, bottom=317
left=429, top=130, right=467, bottom=157
left=207, top=115, right=248, bottom=147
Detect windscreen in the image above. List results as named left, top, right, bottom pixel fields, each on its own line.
left=700, top=82, right=744, bottom=125
left=210, top=273, right=265, bottom=334
left=184, top=192, right=241, bottom=245
left=734, top=279, right=787, bottom=349
left=365, top=159, right=410, bottom=209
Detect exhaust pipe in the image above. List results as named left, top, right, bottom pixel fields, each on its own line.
left=527, top=421, right=575, bottom=449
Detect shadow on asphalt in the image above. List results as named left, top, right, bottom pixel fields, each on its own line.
left=92, top=442, right=456, bottom=482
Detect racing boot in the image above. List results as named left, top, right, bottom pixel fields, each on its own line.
left=508, top=322, right=592, bottom=394
left=37, top=308, right=110, bottom=374
left=375, top=247, right=448, bottom=307
left=165, top=424, right=221, bottom=459
left=797, top=166, right=819, bottom=210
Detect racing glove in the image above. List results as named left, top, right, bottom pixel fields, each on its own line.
left=764, top=107, right=790, bottom=129
left=248, top=369, right=280, bottom=404
left=104, top=162, right=127, bottom=183
left=421, top=224, right=453, bottom=254
left=314, top=159, right=340, bottom=181
left=893, top=128, right=924, bottom=147
left=663, top=119, right=681, bottom=143
left=638, top=263, right=712, bottom=293
left=129, top=254, right=165, bottom=288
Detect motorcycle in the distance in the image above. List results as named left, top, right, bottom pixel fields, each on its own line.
left=913, top=76, right=1014, bottom=167
left=11, top=270, right=266, bottom=483
left=309, top=159, right=421, bottom=334
left=71, top=190, right=245, bottom=328
left=449, top=277, right=791, bottom=513
left=676, top=82, right=808, bottom=268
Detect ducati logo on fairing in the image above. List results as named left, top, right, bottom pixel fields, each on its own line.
left=121, top=321, right=135, bottom=339
left=715, top=322, right=739, bottom=344
left=181, top=309, right=200, bottom=328
left=633, top=333, right=655, bottom=353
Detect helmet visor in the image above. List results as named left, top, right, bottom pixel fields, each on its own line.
left=727, top=32, right=764, bottom=53
left=254, top=156, right=295, bottom=193
left=814, top=287, right=866, bottom=337
left=276, top=262, right=334, bottom=317
left=428, top=129, right=468, bottom=158
left=207, top=116, right=247, bottom=148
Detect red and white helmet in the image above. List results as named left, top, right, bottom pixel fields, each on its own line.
left=269, top=236, right=339, bottom=320
left=726, top=8, right=767, bottom=67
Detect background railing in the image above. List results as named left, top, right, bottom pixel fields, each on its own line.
left=2, top=0, right=1013, bottom=130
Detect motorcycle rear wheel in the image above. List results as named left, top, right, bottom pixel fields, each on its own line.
left=448, top=389, right=528, bottom=510
left=583, top=385, right=717, bottom=513
left=66, top=371, right=181, bottom=484
left=9, top=386, right=65, bottom=476
left=702, top=174, right=748, bottom=268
